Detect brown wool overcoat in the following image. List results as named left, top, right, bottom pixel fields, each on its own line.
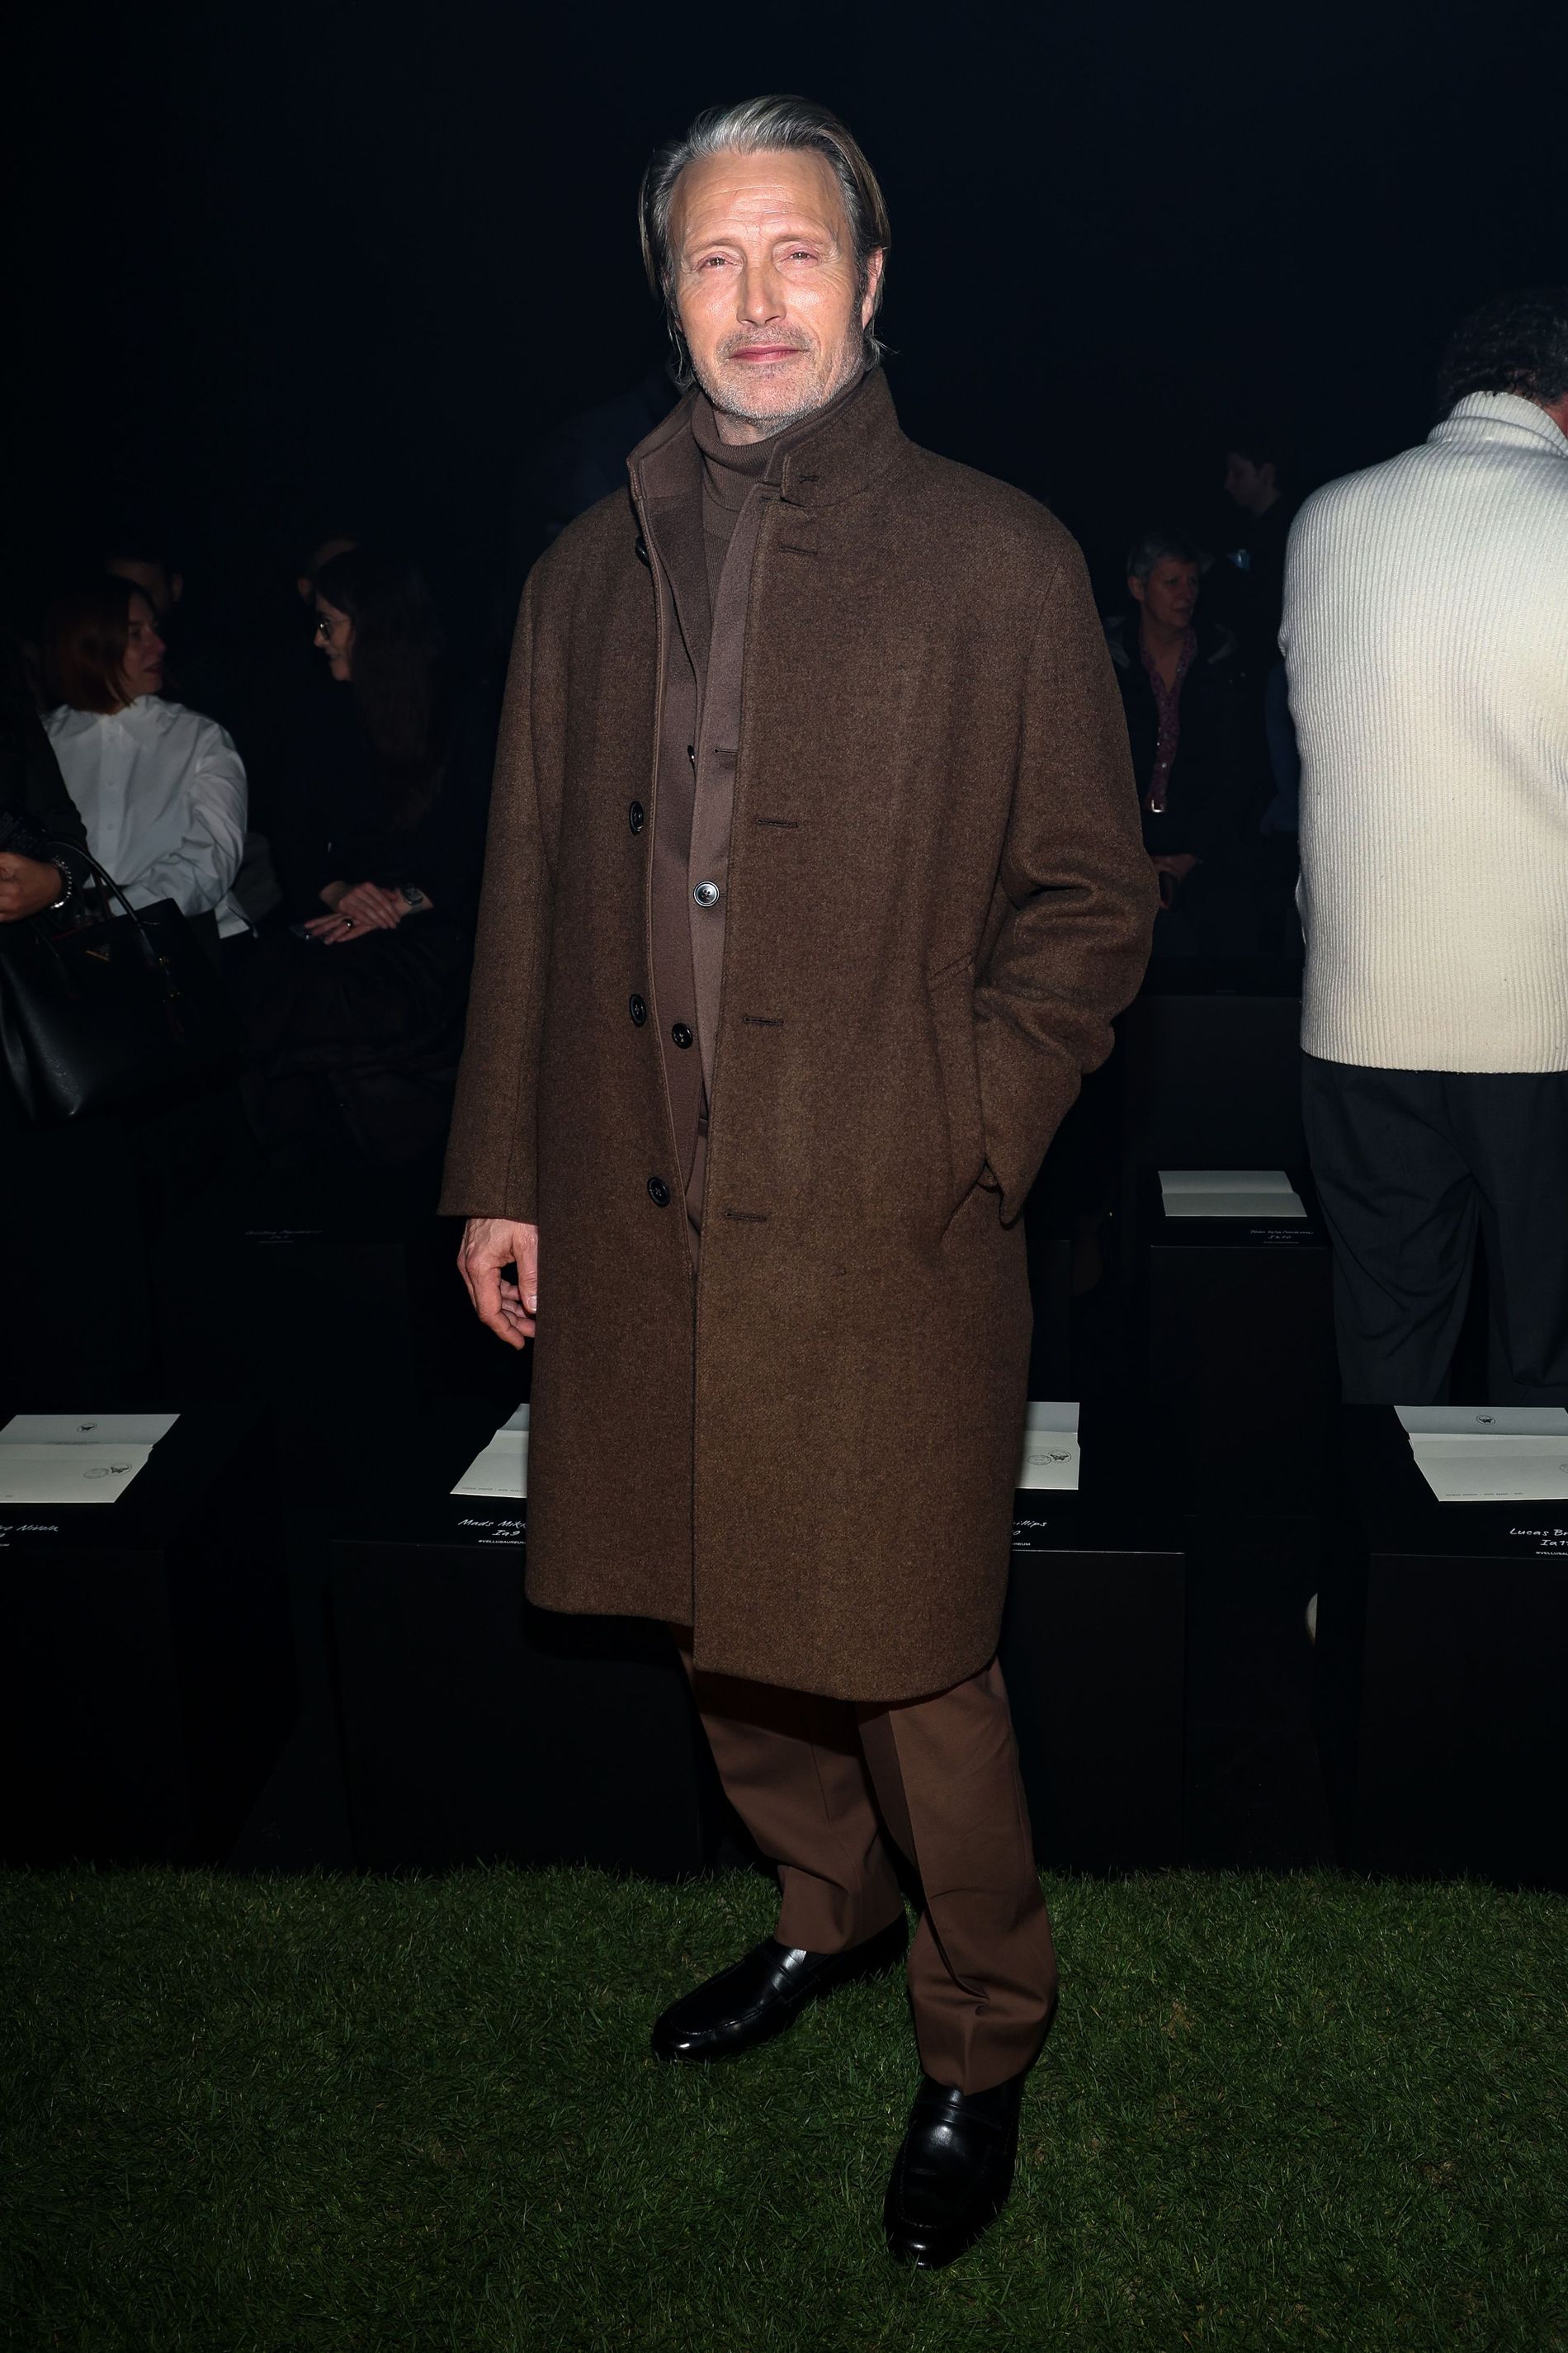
left=441, top=372, right=1155, bottom=1702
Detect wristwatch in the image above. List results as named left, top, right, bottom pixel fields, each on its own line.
left=400, top=886, right=426, bottom=910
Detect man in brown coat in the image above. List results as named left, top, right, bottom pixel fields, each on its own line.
left=445, top=96, right=1155, bottom=2267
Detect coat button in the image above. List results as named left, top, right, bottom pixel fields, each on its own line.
left=629, top=994, right=647, bottom=1026
left=628, top=801, right=645, bottom=835
left=693, top=881, right=720, bottom=908
left=647, top=1175, right=671, bottom=1207
left=672, top=1022, right=692, bottom=1048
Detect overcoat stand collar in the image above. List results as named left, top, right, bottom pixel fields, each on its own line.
left=628, top=366, right=909, bottom=517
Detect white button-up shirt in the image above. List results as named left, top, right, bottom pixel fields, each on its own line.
left=45, top=696, right=251, bottom=938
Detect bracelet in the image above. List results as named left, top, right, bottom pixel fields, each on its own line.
left=47, top=861, right=74, bottom=913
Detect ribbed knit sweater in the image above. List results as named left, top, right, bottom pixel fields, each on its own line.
left=1283, top=390, right=1568, bottom=1071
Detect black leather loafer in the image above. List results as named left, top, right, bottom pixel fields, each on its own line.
left=650, top=1915, right=908, bottom=2063
left=883, top=2068, right=1027, bottom=2269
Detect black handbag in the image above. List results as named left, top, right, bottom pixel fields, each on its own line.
left=0, top=855, right=243, bottom=1124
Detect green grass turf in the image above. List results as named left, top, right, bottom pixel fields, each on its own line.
left=2, top=1868, right=1566, bottom=2353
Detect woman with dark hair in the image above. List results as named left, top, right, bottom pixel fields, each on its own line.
left=242, top=550, right=496, bottom=1167
left=40, top=579, right=250, bottom=940
left=295, top=549, right=465, bottom=941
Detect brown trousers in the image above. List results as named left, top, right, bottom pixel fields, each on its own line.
left=677, top=1640, right=1057, bottom=2094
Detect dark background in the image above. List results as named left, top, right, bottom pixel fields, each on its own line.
left=12, top=0, right=1567, bottom=636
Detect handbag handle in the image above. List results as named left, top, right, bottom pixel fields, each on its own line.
left=38, top=853, right=183, bottom=1002
left=69, top=852, right=173, bottom=978
left=73, top=850, right=151, bottom=928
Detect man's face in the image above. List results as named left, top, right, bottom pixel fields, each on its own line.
left=1131, top=559, right=1200, bottom=632
left=669, top=147, right=882, bottom=439
left=107, top=557, right=181, bottom=621
left=1223, top=451, right=1276, bottom=515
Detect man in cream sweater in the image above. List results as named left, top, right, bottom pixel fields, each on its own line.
left=1283, top=289, right=1568, bottom=1404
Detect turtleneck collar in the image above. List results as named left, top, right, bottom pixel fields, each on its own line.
left=1433, top=390, right=1568, bottom=460
left=688, top=368, right=868, bottom=509
left=631, top=364, right=907, bottom=526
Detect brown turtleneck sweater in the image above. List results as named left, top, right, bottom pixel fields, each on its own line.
left=629, top=373, right=867, bottom=1250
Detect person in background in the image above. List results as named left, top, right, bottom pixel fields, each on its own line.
left=239, top=549, right=495, bottom=1166
left=102, top=527, right=281, bottom=930
left=296, top=529, right=360, bottom=607
left=237, top=525, right=364, bottom=870
left=296, top=550, right=490, bottom=938
left=103, top=527, right=238, bottom=728
left=1104, top=531, right=1263, bottom=958
left=103, top=541, right=182, bottom=624
left=0, top=626, right=92, bottom=928
left=40, top=579, right=250, bottom=946
left=1221, top=427, right=1298, bottom=671
left=0, top=630, right=98, bottom=1202
left=1287, top=286, right=1568, bottom=1403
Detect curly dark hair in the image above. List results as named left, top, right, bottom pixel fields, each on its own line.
left=1437, top=287, right=1568, bottom=413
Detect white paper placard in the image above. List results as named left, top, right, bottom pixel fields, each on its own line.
left=0, top=1444, right=156, bottom=1505
left=1018, top=1401, right=1080, bottom=1491
left=1164, top=1189, right=1308, bottom=1221
left=1159, top=1168, right=1307, bottom=1221
left=0, top=1412, right=179, bottom=1448
left=1409, top=1434, right=1568, bottom=1502
left=451, top=1406, right=530, bottom=1500
left=1159, top=1169, right=1296, bottom=1196
left=1396, top=1406, right=1568, bottom=1439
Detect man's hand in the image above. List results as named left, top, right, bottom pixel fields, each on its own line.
left=0, top=853, right=64, bottom=924
left=458, top=1217, right=539, bottom=1349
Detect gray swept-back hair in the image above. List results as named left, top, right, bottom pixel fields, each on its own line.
left=638, top=95, right=891, bottom=386
left=1126, top=529, right=1206, bottom=582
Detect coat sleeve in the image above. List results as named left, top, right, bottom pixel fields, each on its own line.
left=438, top=576, right=554, bottom=1222
left=973, top=546, right=1158, bottom=1221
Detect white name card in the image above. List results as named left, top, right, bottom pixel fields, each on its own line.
left=451, top=1405, right=530, bottom=1500
left=1018, top=1401, right=1079, bottom=1491
left=0, top=1413, right=179, bottom=1505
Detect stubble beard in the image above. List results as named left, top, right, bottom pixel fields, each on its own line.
left=695, top=331, right=864, bottom=441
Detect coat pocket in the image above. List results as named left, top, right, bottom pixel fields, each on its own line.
left=925, top=953, right=987, bottom=1211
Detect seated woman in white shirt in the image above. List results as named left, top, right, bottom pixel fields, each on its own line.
left=40, top=579, right=250, bottom=943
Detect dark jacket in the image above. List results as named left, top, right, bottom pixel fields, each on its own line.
left=441, top=370, right=1157, bottom=1702
left=1, top=631, right=89, bottom=873
left=1103, top=612, right=1264, bottom=863
left=272, top=669, right=499, bottom=930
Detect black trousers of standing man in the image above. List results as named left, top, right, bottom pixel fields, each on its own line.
left=1302, top=1056, right=1568, bottom=1406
